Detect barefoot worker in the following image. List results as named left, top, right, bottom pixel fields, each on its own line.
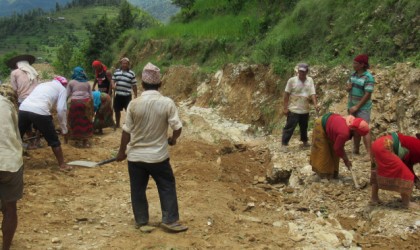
left=371, top=132, right=420, bottom=209
left=310, top=113, right=369, bottom=179
left=0, top=89, right=23, bottom=250
left=18, top=76, right=72, bottom=171
left=346, top=54, right=374, bottom=161
left=116, top=62, right=188, bottom=232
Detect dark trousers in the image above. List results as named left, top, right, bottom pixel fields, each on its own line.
left=128, top=159, right=179, bottom=225
left=281, top=112, right=310, bottom=145
left=18, top=111, right=60, bottom=147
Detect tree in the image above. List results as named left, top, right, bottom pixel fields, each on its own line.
left=56, top=2, right=61, bottom=12
left=85, top=15, right=115, bottom=66
left=53, top=41, right=74, bottom=75
left=116, top=1, right=136, bottom=31
left=171, top=0, right=195, bottom=9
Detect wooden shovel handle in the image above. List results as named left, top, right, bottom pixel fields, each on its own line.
left=96, top=157, right=117, bottom=166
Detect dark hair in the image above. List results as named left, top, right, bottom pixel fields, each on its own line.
left=142, top=81, right=161, bottom=90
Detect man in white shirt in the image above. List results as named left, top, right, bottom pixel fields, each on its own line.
left=0, top=92, right=23, bottom=250
left=281, top=63, right=319, bottom=152
left=116, top=62, right=187, bottom=233
left=18, top=77, right=72, bottom=171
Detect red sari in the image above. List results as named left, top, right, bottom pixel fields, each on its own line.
left=372, top=134, right=420, bottom=194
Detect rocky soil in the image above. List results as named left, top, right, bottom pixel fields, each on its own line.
left=3, top=62, right=420, bottom=249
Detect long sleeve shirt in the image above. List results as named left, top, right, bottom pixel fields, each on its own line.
left=10, top=68, right=38, bottom=103
left=399, top=133, right=420, bottom=168
left=0, top=96, right=23, bottom=172
left=67, top=80, right=92, bottom=100
left=325, top=114, right=351, bottom=158
left=19, top=80, right=68, bottom=134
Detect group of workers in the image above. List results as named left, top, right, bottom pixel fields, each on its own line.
left=0, top=52, right=418, bottom=249
left=0, top=55, right=187, bottom=249
left=282, top=54, right=420, bottom=210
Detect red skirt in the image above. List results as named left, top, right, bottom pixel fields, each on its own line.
left=371, top=135, right=414, bottom=195
left=68, top=98, right=93, bottom=140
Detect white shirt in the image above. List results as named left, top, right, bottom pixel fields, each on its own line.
left=19, top=80, right=68, bottom=134
left=123, top=90, right=182, bottom=163
left=0, top=96, right=23, bottom=172
left=285, top=76, right=316, bottom=114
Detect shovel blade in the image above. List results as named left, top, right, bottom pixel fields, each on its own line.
left=67, top=160, right=98, bottom=168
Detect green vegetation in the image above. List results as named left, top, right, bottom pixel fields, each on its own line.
left=1, top=0, right=419, bottom=79
left=0, top=0, right=159, bottom=78
left=115, top=0, right=419, bottom=74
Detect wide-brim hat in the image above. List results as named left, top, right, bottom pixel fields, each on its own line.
left=6, top=54, right=36, bottom=69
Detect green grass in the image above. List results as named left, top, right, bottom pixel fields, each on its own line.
left=0, top=6, right=119, bottom=60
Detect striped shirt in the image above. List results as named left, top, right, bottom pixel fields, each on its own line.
left=112, top=69, right=137, bottom=96
left=347, top=71, right=375, bottom=111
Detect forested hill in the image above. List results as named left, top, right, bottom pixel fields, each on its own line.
left=0, top=0, right=178, bottom=22
left=0, top=0, right=160, bottom=78
left=0, top=0, right=68, bottom=16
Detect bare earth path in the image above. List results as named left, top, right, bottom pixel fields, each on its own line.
left=10, top=104, right=420, bottom=250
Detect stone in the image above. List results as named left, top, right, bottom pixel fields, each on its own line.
left=51, top=237, right=61, bottom=243
left=314, top=232, right=339, bottom=245
left=272, top=221, right=283, bottom=227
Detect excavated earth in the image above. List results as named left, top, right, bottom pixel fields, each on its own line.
left=3, top=62, right=420, bottom=249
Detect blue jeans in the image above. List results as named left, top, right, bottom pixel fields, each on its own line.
left=281, top=112, right=309, bottom=145
left=127, top=159, right=179, bottom=225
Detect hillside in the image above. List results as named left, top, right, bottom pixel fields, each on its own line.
left=0, top=1, right=419, bottom=249
left=0, top=0, right=69, bottom=16
left=0, top=0, right=160, bottom=78
left=0, top=0, right=179, bottom=22
left=115, top=0, right=420, bottom=75
left=129, top=0, right=179, bottom=23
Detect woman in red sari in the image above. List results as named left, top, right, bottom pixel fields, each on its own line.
left=371, top=133, right=420, bottom=209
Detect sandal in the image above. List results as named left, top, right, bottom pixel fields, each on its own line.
left=161, top=222, right=188, bottom=233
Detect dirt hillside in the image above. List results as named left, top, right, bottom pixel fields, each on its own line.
left=5, top=62, right=420, bottom=249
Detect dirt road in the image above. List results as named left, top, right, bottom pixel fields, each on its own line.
left=11, top=103, right=420, bottom=250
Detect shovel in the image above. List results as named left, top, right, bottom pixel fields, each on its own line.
left=67, top=157, right=117, bottom=168
left=350, top=147, right=360, bottom=189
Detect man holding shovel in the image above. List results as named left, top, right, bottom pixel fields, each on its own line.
left=116, top=62, right=187, bottom=233
left=18, top=77, right=72, bottom=171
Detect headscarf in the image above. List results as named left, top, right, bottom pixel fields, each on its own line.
left=16, top=61, right=38, bottom=84
left=92, top=90, right=101, bottom=112
left=71, top=67, right=88, bottom=82
left=92, top=60, right=107, bottom=77
left=345, top=115, right=369, bottom=136
left=54, top=76, right=68, bottom=87
left=354, top=54, right=369, bottom=68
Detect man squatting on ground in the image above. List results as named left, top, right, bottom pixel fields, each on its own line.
left=116, top=62, right=188, bottom=232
